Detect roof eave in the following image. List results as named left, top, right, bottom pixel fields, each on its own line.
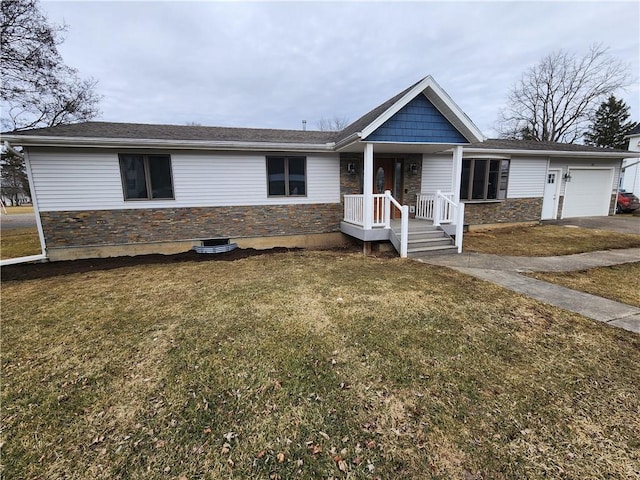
left=462, top=147, right=639, bottom=158
left=334, top=132, right=362, bottom=151
left=2, top=135, right=337, bottom=152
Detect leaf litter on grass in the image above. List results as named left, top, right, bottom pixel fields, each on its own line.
left=2, top=251, right=639, bottom=479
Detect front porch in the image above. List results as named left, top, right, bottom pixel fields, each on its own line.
left=340, top=189, right=465, bottom=257
left=332, top=76, right=486, bottom=257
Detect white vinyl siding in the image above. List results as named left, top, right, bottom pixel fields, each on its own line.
left=27, top=148, right=340, bottom=212
left=506, top=157, right=547, bottom=198
left=421, top=154, right=453, bottom=192
left=29, top=151, right=125, bottom=211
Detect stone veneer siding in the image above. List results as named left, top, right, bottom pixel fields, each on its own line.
left=340, top=153, right=364, bottom=196
left=463, top=198, right=542, bottom=225
left=403, top=154, right=422, bottom=217
left=41, top=204, right=342, bottom=248
left=609, top=194, right=617, bottom=215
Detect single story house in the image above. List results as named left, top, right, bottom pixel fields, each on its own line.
left=3, top=76, right=637, bottom=262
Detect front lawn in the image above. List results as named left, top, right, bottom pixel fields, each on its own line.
left=1, top=205, right=35, bottom=215
left=464, top=224, right=640, bottom=256
left=529, top=262, right=640, bottom=308
left=2, top=251, right=639, bottom=479
left=0, top=226, right=41, bottom=260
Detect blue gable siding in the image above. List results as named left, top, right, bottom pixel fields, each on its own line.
left=366, top=94, right=468, bottom=143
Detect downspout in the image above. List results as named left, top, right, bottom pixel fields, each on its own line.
left=4, top=141, right=48, bottom=260
left=4, top=140, right=24, bottom=158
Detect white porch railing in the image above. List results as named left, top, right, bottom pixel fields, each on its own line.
left=343, top=191, right=409, bottom=257
left=343, top=193, right=389, bottom=227
left=416, top=191, right=455, bottom=223
left=344, top=194, right=364, bottom=225
left=372, top=193, right=387, bottom=227
left=417, top=190, right=465, bottom=253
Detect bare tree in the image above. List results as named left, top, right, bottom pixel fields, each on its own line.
left=316, top=116, right=350, bottom=132
left=1, top=0, right=101, bottom=131
left=497, top=45, right=630, bottom=143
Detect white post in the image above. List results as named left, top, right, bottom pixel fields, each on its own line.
left=452, top=145, right=463, bottom=204
left=456, top=202, right=465, bottom=253
left=400, top=205, right=409, bottom=258
left=433, top=189, right=442, bottom=226
left=363, top=143, right=374, bottom=230
left=384, top=190, right=391, bottom=229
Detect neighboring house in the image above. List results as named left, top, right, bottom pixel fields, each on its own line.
left=621, top=124, right=640, bottom=195
left=2, top=76, right=637, bottom=261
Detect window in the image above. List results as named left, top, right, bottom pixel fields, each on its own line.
left=460, top=159, right=509, bottom=201
left=119, top=154, right=174, bottom=200
left=267, top=156, right=306, bottom=196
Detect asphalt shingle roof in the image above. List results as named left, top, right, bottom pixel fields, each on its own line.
left=468, top=138, right=631, bottom=154
left=2, top=81, right=633, bottom=156
left=4, top=121, right=336, bottom=145
left=334, top=80, right=421, bottom=144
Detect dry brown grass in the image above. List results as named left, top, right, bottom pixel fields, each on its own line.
left=528, top=262, right=640, bottom=308
left=2, top=251, right=639, bottom=479
left=464, top=224, right=640, bottom=256
left=0, top=226, right=41, bottom=259
left=1, top=205, right=34, bottom=215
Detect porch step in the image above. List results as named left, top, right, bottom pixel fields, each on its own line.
left=393, top=225, right=441, bottom=232
left=392, top=221, right=458, bottom=257
left=408, top=245, right=459, bottom=258
left=405, top=231, right=449, bottom=241
left=408, top=237, right=453, bottom=248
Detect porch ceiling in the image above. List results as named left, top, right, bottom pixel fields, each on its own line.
left=337, top=141, right=465, bottom=154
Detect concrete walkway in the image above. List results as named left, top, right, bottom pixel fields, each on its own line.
left=417, top=248, right=640, bottom=334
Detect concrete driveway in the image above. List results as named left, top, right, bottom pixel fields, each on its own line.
left=544, top=215, right=640, bottom=235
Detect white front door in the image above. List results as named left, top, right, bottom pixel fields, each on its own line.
left=541, top=169, right=561, bottom=219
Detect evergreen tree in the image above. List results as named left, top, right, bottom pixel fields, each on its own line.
left=584, top=95, right=638, bottom=149
left=1, top=150, right=30, bottom=205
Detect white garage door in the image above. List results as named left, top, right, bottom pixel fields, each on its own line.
left=562, top=168, right=613, bottom=218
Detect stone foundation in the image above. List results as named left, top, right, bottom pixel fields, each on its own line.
left=463, top=198, right=542, bottom=225
left=40, top=203, right=343, bottom=249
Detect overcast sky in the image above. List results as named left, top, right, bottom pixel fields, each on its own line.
left=40, top=0, right=639, bottom=137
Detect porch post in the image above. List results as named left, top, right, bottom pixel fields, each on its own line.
left=452, top=145, right=463, bottom=203
left=363, top=142, right=374, bottom=230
